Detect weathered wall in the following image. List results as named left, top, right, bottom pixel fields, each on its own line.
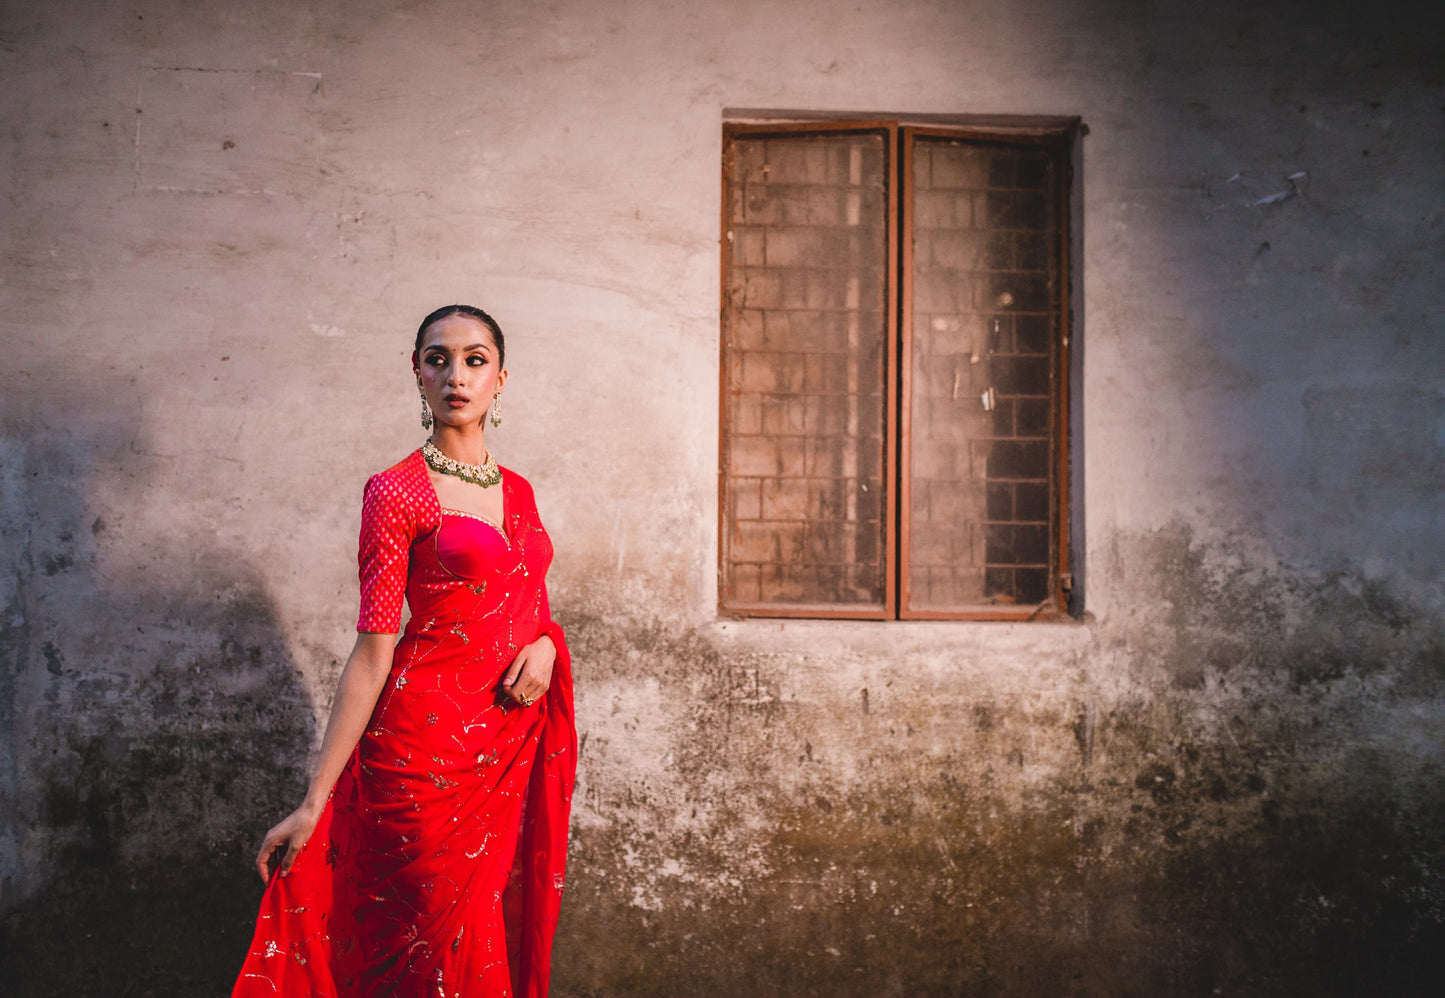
left=2, top=1, right=1442, bottom=995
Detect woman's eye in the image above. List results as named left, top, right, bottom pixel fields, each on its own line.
left=467, top=355, right=487, bottom=366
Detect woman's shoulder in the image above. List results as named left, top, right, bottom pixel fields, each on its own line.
left=370, top=448, right=426, bottom=482
left=362, top=450, right=429, bottom=509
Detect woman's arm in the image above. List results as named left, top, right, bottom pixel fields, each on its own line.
left=254, top=630, right=396, bottom=882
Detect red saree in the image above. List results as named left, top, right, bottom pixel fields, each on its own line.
left=233, top=451, right=576, bottom=998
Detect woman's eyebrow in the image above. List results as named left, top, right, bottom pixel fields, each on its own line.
left=425, top=343, right=491, bottom=353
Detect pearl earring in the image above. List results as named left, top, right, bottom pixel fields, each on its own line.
left=420, top=391, right=433, bottom=430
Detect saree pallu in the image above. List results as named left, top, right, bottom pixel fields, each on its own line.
left=233, top=454, right=576, bottom=998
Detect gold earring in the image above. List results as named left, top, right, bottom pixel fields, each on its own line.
left=489, top=392, right=502, bottom=428
left=420, top=390, right=433, bottom=430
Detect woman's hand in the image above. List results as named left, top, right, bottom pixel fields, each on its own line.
left=502, top=633, right=556, bottom=706
left=255, top=800, right=322, bottom=883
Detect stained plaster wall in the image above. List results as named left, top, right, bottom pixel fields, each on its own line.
left=1, top=1, right=1443, bottom=995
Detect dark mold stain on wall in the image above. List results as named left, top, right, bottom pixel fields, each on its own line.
left=0, top=630, right=313, bottom=997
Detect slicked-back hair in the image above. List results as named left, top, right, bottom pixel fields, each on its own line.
left=414, top=304, right=505, bottom=369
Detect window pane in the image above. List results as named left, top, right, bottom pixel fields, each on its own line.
left=906, top=138, right=1061, bottom=612
left=722, top=131, right=889, bottom=610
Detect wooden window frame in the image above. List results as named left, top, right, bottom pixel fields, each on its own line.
left=719, top=115, right=1081, bottom=622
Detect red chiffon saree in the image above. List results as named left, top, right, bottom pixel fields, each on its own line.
left=233, top=451, right=576, bottom=997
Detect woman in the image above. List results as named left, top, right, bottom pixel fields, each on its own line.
left=232, top=305, right=576, bottom=998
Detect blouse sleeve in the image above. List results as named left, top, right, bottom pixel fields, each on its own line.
left=356, top=473, right=413, bottom=633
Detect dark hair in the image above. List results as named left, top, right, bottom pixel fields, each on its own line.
left=414, top=304, right=505, bottom=369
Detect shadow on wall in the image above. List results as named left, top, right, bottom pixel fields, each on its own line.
left=0, top=415, right=315, bottom=997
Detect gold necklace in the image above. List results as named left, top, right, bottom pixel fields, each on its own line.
left=422, top=439, right=501, bottom=488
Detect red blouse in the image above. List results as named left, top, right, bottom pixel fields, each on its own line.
left=357, top=450, right=552, bottom=634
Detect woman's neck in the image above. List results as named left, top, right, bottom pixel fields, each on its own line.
left=429, top=424, right=490, bottom=465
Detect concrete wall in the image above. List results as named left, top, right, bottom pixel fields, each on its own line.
left=2, top=0, right=1442, bottom=994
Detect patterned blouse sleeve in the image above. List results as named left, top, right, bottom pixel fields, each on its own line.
left=356, top=472, right=413, bottom=633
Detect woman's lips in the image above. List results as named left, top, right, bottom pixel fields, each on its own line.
left=445, top=394, right=470, bottom=408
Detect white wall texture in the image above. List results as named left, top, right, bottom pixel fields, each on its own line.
left=1, top=1, right=1443, bottom=995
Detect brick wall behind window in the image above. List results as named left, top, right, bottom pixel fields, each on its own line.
left=722, top=131, right=889, bottom=609
left=907, top=139, right=1061, bottom=611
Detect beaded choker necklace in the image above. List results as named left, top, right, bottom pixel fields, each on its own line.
left=422, top=439, right=501, bottom=488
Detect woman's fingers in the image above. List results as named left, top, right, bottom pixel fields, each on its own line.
left=281, top=834, right=308, bottom=876
left=507, top=667, right=536, bottom=703
left=500, top=657, right=524, bottom=689
left=503, top=639, right=556, bottom=704
left=254, top=833, right=310, bottom=882
left=256, top=835, right=282, bottom=882
left=502, top=651, right=531, bottom=690
left=254, top=810, right=318, bottom=882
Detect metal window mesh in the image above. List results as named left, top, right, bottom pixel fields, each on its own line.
left=722, top=132, right=889, bottom=609
left=907, top=139, right=1060, bottom=611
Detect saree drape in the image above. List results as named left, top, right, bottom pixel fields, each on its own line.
left=233, top=452, right=576, bottom=998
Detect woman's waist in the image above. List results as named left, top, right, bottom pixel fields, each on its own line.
left=364, top=670, right=541, bottom=760
left=398, top=606, right=543, bottom=647
left=391, top=633, right=508, bottom=676
left=391, top=630, right=539, bottom=680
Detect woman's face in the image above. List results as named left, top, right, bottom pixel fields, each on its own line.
left=416, top=314, right=507, bottom=431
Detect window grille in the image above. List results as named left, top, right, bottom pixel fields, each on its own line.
left=720, top=119, right=1076, bottom=620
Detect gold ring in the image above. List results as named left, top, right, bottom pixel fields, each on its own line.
left=518, top=693, right=535, bottom=707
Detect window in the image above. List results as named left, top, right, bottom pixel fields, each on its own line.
left=719, top=117, right=1078, bottom=620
